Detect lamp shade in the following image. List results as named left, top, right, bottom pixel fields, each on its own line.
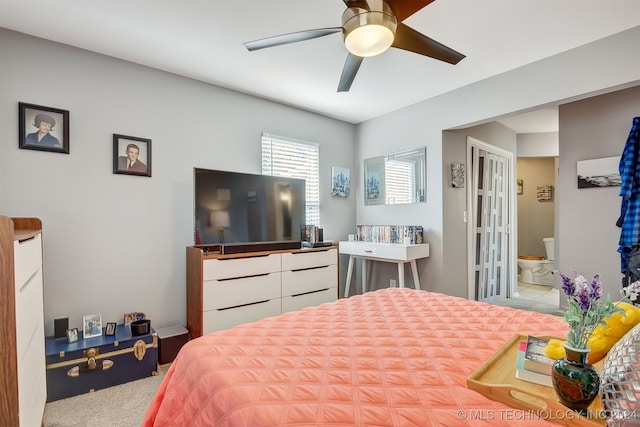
left=210, top=210, right=230, bottom=229
left=342, top=1, right=396, bottom=57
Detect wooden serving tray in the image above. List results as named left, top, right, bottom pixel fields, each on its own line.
left=467, top=334, right=606, bottom=427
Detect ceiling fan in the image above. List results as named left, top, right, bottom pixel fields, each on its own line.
left=243, top=0, right=465, bottom=92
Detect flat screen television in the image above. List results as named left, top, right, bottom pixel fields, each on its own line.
left=194, top=168, right=306, bottom=246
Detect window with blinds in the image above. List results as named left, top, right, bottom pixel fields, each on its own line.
left=261, top=133, right=320, bottom=225
left=385, top=159, right=416, bottom=204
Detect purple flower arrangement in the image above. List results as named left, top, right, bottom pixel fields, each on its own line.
left=556, top=269, right=624, bottom=350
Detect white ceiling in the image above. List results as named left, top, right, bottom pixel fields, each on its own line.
left=1, top=0, right=638, bottom=132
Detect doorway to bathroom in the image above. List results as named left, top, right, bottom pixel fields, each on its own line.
left=466, top=137, right=517, bottom=302
left=516, top=157, right=556, bottom=278
left=512, top=156, right=560, bottom=313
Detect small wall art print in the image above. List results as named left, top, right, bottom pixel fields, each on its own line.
left=537, top=185, right=553, bottom=201
left=113, top=134, right=151, bottom=177
left=451, top=163, right=465, bottom=188
left=331, top=166, right=350, bottom=197
left=577, top=156, right=621, bottom=188
left=19, top=102, right=70, bottom=154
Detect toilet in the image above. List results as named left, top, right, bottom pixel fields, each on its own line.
left=518, top=237, right=555, bottom=285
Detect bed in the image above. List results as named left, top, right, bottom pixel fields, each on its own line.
left=143, top=288, right=570, bottom=426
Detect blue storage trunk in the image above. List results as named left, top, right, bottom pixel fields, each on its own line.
left=45, top=324, right=158, bottom=402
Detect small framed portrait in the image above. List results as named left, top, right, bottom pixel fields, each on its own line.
left=66, top=328, right=79, bottom=344
left=124, top=312, right=136, bottom=325
left=83, top=313, right=103, bottom=339
left=105, top=322, right=117, bottom=336
left=113, top=134, right=152, bottom=177
left=18, top=102, right=70, bottom=154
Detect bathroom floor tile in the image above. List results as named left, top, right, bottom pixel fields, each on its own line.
left=491, top=282, right=560, bottom=315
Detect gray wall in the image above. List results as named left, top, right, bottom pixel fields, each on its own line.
left=0, top=29, right=357, bottom=334
left=440, top=122, right=517, bottom=297
left=558, top=85, right=640, bottom=300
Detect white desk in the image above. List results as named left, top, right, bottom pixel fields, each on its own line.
left=339, top=241, right=430, bottom=297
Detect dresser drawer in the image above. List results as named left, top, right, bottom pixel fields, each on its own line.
left=15, top=268, right=44, bottom=359
left=339, top=241, right=383, bottom=257
left=281, top=248, right=336, bottom=271
left=282, top=287, right=337, bottom=313
left=203, top=253, right=281, bottom=281
left=203, top=298, right=281, bottom=333
left=281, top=264, right=337, bottom=297
left=13, top=233, right=42, bottom=287
left=18, top=315, right=46, bottom=427
left=203, top=272, right=281, bottom=311
left=383, top=244, right=430, bottom=261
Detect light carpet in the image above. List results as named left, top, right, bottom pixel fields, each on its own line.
left=43, top=364, right=169, bottom=427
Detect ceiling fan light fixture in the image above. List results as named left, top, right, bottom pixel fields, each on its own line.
left=342, top=2, right=397, bottom=57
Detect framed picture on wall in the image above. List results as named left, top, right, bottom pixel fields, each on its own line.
left=18, top=102, right=70, bottom=154
left=330, top=166, right=350, bottom=197
left=113, top=134, right=152, bottom=177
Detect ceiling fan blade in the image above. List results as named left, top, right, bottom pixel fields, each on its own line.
left=392, top=23, right=465, bottom=65
left=337, top=53, right=364, bottom=92
left=244, top=27, right=342, bottom=51
left=343, top=1, right=371, bottom=10
left=385, top=0, right=435, bottom=22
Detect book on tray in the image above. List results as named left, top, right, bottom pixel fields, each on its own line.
left=515, top=341, right=552, bottom=387
left=523, top=335, right=555, bottom=374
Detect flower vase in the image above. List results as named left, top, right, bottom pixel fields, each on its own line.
left=551, top=344, right=600, bottom=414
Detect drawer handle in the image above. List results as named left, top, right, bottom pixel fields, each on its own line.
left=291, top=248, right=331, bottom=254
left=218, top=272, right=270, bottom=282
left=291, top=265, right=330, bottom=273
left=364, top=250, right=373, bottom=253
left=291, top=288, right=330, bottom=297
left=217, top=299, right=270, bottom=311
left=18, top=236, right=36, bottom=244
left=217, top=253, right=270, bottom=260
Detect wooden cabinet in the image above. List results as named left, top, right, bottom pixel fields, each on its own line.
left=187, top=245, right=338, bottom=338
left=0, top=216, right=46, bottom=427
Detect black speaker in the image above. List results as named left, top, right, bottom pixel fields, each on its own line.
left=54, top=316, right=69, bottom=339
left=317, top=228, right=324, bottom=242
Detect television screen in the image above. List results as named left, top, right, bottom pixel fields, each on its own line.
left=194, top=168, right=306, bottom=245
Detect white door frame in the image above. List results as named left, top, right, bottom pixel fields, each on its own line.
left=466, top=137, right=517, bottom=300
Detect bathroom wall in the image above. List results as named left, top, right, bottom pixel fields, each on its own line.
left=516, top=157, right=556, bottom=256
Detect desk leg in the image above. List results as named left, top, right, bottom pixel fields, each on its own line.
left=362, top=259, right=367, bottom=293
left=410, top=259, right=420, bottom=290
left=398, top=262, right=405, bottom=288
left=344, top=255, right=355, bottom=298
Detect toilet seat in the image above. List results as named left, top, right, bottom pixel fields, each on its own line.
left=518, top=255, right=544, bottom=260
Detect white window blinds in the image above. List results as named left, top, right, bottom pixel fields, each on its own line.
left=261, top=133, right=320, bottom=225
left=385, top=159, right=416, bottom=204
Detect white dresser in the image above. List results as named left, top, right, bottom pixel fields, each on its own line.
left=187, top=245, right=338, bottom=337
left=0, top=216, right=46, bottom=427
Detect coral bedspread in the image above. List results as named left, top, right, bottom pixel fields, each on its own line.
left=143, top=288, right=568, bottom=426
